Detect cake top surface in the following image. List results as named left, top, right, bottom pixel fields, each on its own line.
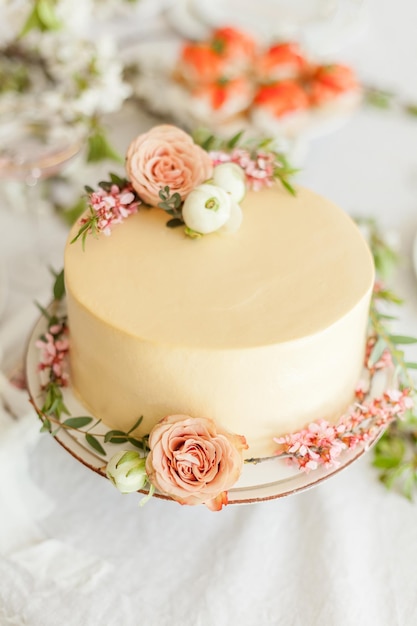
left=65, top=184, right=374, bottom=349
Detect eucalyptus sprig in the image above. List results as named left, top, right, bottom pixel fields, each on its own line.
left=33, top=399, right=150, bottom=458
left=158, top=186, right=184, bottom=228
left=362, top=219, right=417, bottom=499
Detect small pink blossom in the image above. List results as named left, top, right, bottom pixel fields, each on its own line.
left=36, top=322, right=69, bottom=386
left=274, top=387, right=413, bottom=472
left=81, top=183, right=140, bottom=237
left=209, top=148, right=278, bottom=191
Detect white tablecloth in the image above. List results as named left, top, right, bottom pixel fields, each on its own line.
left=1, top=1, right=417, bottom=624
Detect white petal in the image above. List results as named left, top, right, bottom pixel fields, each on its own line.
left=213, top=163, right=246, bottom=202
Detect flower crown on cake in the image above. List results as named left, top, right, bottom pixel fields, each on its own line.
left=71, top=124, right=296, bottom=247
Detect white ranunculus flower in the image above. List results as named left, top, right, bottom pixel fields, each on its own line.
left=212, top=162, right=246, bottom=202
left=106, top=450, right=148, bottom=494
left=182, top=184, right=232, bottom=234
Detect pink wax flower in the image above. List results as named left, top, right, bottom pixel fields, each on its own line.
left=35, top=322, right=69, bottom=386
left=209, top=147, right=277, bottom=191
left=83, top=184, right=139, bottom=237
left=274, top=387, right=412, bottom=472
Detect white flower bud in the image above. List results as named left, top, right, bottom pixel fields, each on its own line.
left=106, top=450, right=147, bottom=494
left=213, top=163, right=246, bottom=202
left=182, top=184, right=231, bottom=234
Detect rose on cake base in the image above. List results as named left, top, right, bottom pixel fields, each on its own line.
left=143, top=414, right=248, bottom=511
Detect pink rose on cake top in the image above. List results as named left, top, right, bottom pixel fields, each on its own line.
left=125, top=125, right=213, bottom=206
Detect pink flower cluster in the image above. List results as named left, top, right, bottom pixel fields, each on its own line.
left=209, top=148, right=277, bottom=191
left=36, top=322, right=69, bottom=387
left=274, top=389, right=413, bottom=472
left=83, top=184, right=140, bottom=236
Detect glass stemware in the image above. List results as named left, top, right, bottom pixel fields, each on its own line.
left=0, top=113, right=83, bottom=269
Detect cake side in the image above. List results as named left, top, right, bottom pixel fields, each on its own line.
left=66, top=287, right=371, bottom=458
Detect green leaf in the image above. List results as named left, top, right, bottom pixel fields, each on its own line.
left=405, top=362, right=417, bottom=369
left=35, top=301, right=52, bottom=322
left=166, top=217, right=184, bottom=228
left=37, top=0, right=61, bottom=29
left=86, top=129, right=123, bottom=164
left=85, top=433, right=106, bottom=456
left=19, top=8, right=42, bottom=37
left=70, top=219, right=92, bottom=245
left=52, top=269, right=65, bottom=301
left=364, top=87, right=393, bottom=110
left=40, top=418, right=52, bottom=433
left=63, top=416, right=93, bottom=429
left=374, top=436, right=406, bottom=469
left=127, top=416, right=143, bottom=434
left=104, top=429, right=127, bottom=443
left=128, top=437, right=147, bottom=450
left=109, top=172, right=127, bottom=187
left=116, top=450, right=140, bottom=467
left=107, top=436, right=128, bottom=444
left=227, top=130, right=245, bottom=149
left=279, top=177, right=296, bottom=197
left=389, top=335, right=417, bottom=345
left=368, top=337, right=387, bottom=366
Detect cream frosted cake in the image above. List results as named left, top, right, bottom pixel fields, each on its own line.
left=59, top=124, right=376, bottom=509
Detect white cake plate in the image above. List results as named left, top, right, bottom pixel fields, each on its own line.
left=26, top=307, right=389, bottom=505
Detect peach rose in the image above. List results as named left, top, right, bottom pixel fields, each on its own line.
left=145, top=414, right=248, bottom=511
left=125, top=125, right=213, bottom=206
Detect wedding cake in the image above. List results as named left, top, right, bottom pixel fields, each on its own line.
left=64, top=128, right=374, bottom=461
